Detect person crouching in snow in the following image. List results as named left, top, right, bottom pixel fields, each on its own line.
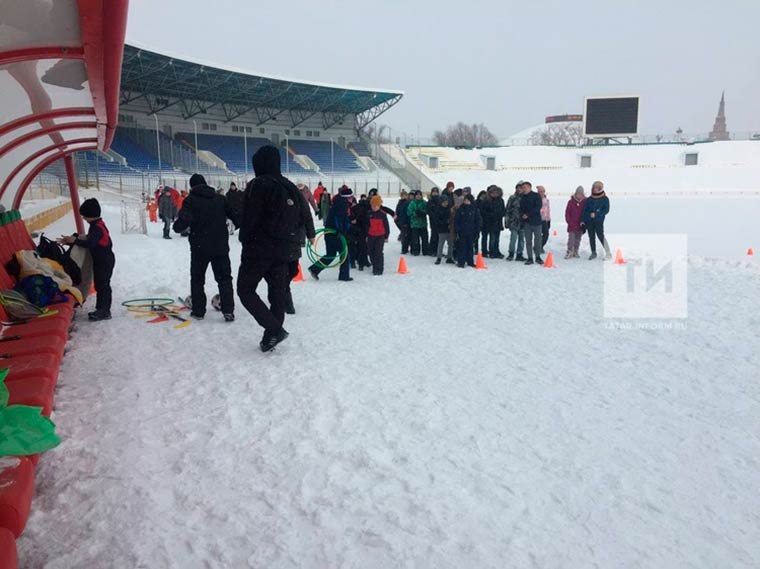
left=309, top=186, right=354, bottom=282
left=564, top=186, right=586, bottom=258
left=455, top=193, right=481, bottom=268
left=58, top=198, right=115, bottom=321
left=366, top=195, right=390, bottom=275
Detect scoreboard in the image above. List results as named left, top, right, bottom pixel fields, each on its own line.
left=583, top=96, right=639, bottom=137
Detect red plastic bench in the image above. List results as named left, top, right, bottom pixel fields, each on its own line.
left=0, top=527, right=18, bottom=569
left=0, top=457, right=34, bottom=538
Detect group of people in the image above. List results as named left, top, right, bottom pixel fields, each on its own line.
left=391, top=180, right=612, bottom=266
left=60, top=143, right=613, bottom=354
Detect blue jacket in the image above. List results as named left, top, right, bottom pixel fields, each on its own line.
left=582, top=195, right=610, bottom=224
left=326, top=197, right=352, bottom=234
left=519, top=191, right=542, bottom=226
left=455, top=203, right=481, bottom=237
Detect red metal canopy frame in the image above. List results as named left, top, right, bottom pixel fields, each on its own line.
left=0, top=0, right=128, bottom=233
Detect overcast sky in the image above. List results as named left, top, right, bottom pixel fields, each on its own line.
left=126, top=0, right=760, bottom=140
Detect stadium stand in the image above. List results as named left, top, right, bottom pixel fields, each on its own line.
left=287, top=140, right=361, bottom=171
left=349, top=140, right=372, bottom=157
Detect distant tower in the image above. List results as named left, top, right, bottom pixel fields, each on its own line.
left=709, top=92, right=729, bottom=141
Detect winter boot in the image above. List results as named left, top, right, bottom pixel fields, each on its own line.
left=506, top=253, right=514, bottom=261
left=88, top=310, right=112, bottom=321
left=588, top=252, right=597, bottom=260
left=223, top=313, right=235, bottom=322
left=260, top=328, right=289, bottom=352
left=435, top=258, right=442, bottom=265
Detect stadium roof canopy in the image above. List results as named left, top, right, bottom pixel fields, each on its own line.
left=120, top=43, right=404, bottom=130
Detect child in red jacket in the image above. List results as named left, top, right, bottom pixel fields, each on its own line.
left=366, top=195, right=390, bottom=275
left=564, top=186, right=586, bottom=258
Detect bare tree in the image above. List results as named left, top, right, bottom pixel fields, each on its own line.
left=529, top=123, right=584, bottom=146
left=363, top=123, right=391, bottom=144
left=433, top=122, right=498, bottom=147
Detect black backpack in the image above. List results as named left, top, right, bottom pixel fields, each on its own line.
left=36, top=234, right=82, bottom=285
left=262, top=178, right=302, bottom=241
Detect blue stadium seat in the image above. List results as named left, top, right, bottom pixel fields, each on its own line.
left=288, top=140, right=361, bottom=171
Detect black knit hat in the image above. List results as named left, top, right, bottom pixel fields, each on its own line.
left=79, top=198, right=101, bottom=218
left=253, top=145, right=281, bottom=176
left=189, top=174, right=206, bottom=188
left=339, top=186, right=353, bottom=197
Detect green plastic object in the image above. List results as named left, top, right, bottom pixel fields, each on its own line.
left=306, top=228, right=348, bottom=269
left=0, top=368, right=61, bottom=456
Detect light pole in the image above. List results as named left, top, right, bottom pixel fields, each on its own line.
left=243, top=127, right=248, bottom=181
left=330, top=137, right=334, bottom=191
left=153, top=113, right=162, bottom=184
left=286, top=135, right=290, bottom=175
left=192, top=119, right=199, bottom=171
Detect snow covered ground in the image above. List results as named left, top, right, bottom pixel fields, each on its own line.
left=17, top=189, right=760, bottom=568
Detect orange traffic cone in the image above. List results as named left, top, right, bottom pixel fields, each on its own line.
left=90, top=282, right=96, bottom=294
left=748, top=248, right=755, bottom=256
left=614, top=248, right=626, bottom=265
left=397, top=256, right=409, bottom=274
left=543, top=251, right=555, bottom=268
left=475, top=252, right=487, bottom=270
left=292, top=262, right=304, bottom=282
left=552, top=229, right=558, bottom=237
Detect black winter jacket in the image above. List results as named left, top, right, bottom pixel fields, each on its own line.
left=519, top=191, right=543, bottom=226
left=173, top=185, right=235, bottom=256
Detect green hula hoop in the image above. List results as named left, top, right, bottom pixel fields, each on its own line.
left=121, top=298, right=175, bottom=307
left=306, top=228, right=348, bottom=269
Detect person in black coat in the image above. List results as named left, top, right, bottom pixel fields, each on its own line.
left=158, top=187, right=177, bottom=239
left=225, top=182, right=244, bottom=225
left=237, top=145, right=313, bottom=351
left=427, top=187, right=440, bottom=257
left=483, top=185, right=506, bottom=258
left=395, top=191, right=412, bottom=254
left=455, top=194, right=481, bottom=268
left=351, top=194, right=371, bottom=270
left=284, top=189, right=316, bottom=314
left=519, top=181, right=544, bottom=265
left=173, top=174, right=237, bottom=319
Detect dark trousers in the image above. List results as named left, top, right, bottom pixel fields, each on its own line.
left=586, top=219, right=608, bottom=254
left=457, top=235, right=475, bottom=266
left=428, top=230, right=439, bottom=257
left=162, top=217, right=172, bottom=238
left=481, top=231, right=488, bottom=255
left=191, top=251, right=234, bottom=316
left=356, top=233, right=370, bottom=267
left=309, top=233, right=350, bottom=280
left=484, top=229, right=502, bottom=256
left=285, top=260, right=299, bottom=311
left=541, top=220, right=551, bottom=247
left=93, top=253, right=115, bottom=313
left=367, top=236, right=385, bottom=274
left=410, top=227, right=428, bottom=255
left=523, top=224, right=543, bottom=261
left=399, top=225, right=411, bottom=254
left=237, top=255, right=288, bottom=331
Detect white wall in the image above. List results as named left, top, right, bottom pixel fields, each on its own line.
left=412, top=141, right=760, bottom=195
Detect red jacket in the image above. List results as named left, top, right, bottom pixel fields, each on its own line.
left=565, top=197, right=586, bottom=233
left=367, top=210, right=390, bottom=238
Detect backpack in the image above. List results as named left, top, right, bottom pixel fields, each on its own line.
left=37, top=234, right=82, bottom=285
left=14, top=275, right=68, bottom=307
left=262, top=178, right=302, bottom=241
left=0, top=289, right=45, bottom=320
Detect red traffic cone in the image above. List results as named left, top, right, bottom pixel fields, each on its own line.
left=748, top=248, right=755, bottom=256
left=552, top=229, right=558, bottom=237
left=397, top=256, right=409, bottom=274
left=292, top=262, right=304, bottom=282
left=614, top=249, right=626, bottom=265
left=475, top=252, right=487, bottom=269
left=543, top=251, right=555, bottom=268
left=89, top=282, right=96, bottom=294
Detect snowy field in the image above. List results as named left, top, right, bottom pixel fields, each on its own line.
left=18, top=189, right=760, bottom=568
